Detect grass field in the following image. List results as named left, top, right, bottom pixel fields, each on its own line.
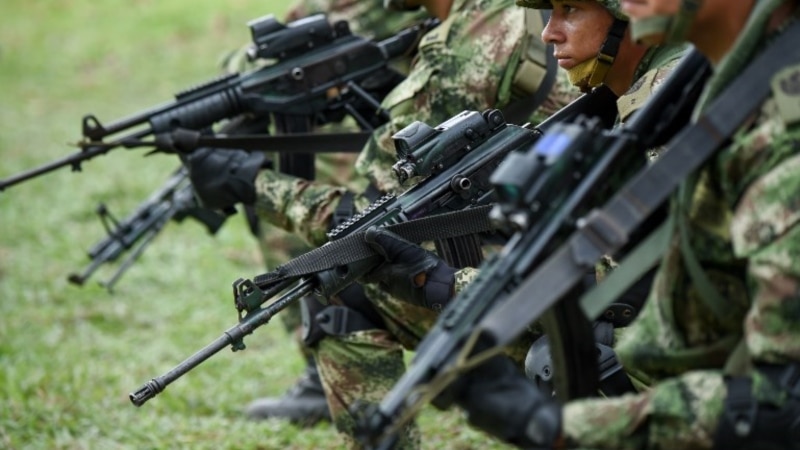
left=0, top=1, right=512, bottom=449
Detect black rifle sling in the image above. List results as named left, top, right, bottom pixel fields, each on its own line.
left=159, top=128, right=371, bottom=153
left=478, top=22, right=800, bottom=360
left=252, top=205, right=494, bottom=290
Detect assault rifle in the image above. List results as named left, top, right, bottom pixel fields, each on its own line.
left=0, top=14, right=438, bottom=190
left=355, top=51, right=712, bottom=449
left=10, top=14, right=435, bottom=289
left=67, top=167, right=226, bottom=292
left=128, top=87, right=619, bottom=407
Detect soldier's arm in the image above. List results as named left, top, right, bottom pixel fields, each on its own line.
left=253, top=170, right=373, bottom=247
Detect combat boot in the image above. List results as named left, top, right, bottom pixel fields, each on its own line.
left=244, top=360, right=331, bottom=426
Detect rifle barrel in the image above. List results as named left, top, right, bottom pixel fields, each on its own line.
left=0, top=129, right=151, bottom=191
left=129, top=278, right=315, bottom=406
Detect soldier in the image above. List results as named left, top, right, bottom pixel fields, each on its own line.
left=256, top=0, right=576, bottom=446
left=188, top=0, right=575, bottom=447
left=228, top=0, right=430, bottom=426
left=365, top=0, right=686, bottom=395
left=375, top=0, right=800, bottom=448
left=238, top=0, right=688, bottom=446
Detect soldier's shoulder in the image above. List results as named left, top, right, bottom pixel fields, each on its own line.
left=616, top=47, right=686, bottom=122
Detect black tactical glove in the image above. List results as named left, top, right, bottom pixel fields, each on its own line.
left=714, top=364, right=800, bottom=450
left=363, top=227, right=456, bottom=311
left=184, top=147, right=266, bottom=212
left=450, top=355, right=563, bottom=448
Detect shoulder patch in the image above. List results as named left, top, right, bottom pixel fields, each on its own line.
left=616, top=68, right=659, bottom=123
left=418, top=13, right=457, bottom=49
left=771, top=63, right=800, bottom=127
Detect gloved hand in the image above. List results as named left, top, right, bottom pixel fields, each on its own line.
left=363, top=227, right=456, bottom=311
left=184, top=147, right=266, bottom=212
left=714, top=365, right=800, bottom=450
left=450, top=355, right=563, bottom=448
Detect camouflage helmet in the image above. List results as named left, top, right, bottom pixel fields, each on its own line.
left=516, top=0, right=628, bottom=21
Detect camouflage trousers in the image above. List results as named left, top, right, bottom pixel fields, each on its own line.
left=312, top=286, right=432, bottom=450
left=312, top=284, right=536, bottom=449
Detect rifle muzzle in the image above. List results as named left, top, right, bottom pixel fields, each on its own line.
left=129, top=378, right=165, bottom=407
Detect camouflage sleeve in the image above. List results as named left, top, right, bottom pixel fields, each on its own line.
left=253, top=170, right=374, bottom=247
left=560, top=370, right=726, bottom=449
left=453, top=267, right=480, bottom=295
left=728, top=110, right=800, bottom=365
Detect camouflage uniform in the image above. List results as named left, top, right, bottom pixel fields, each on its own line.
left=551, top=7, right=800, bottom=449
left=252, top=0, right=577, bottom=447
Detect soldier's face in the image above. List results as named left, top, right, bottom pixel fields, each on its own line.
left=541, top=1, right=615, bottom=70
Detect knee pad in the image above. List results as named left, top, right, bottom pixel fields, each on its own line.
left=302, top=304, right=380, bottom=347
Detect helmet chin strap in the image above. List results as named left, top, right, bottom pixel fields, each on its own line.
left=566, top=58, right=601, bottom=91
left=568, top=17, right=628, bottom=91
left=631, top=0, right=704, bottom=44
left=587, top=18, right=628, bottom=87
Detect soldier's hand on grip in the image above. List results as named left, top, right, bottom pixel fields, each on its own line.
left=363, top=227, right=456, bottom=311
left=452, top=354, right=563, bottom=449
left=184, top=148, right=266, bottom=213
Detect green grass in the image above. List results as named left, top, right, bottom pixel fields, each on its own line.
left=0, top=1, right=513, bottom=449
